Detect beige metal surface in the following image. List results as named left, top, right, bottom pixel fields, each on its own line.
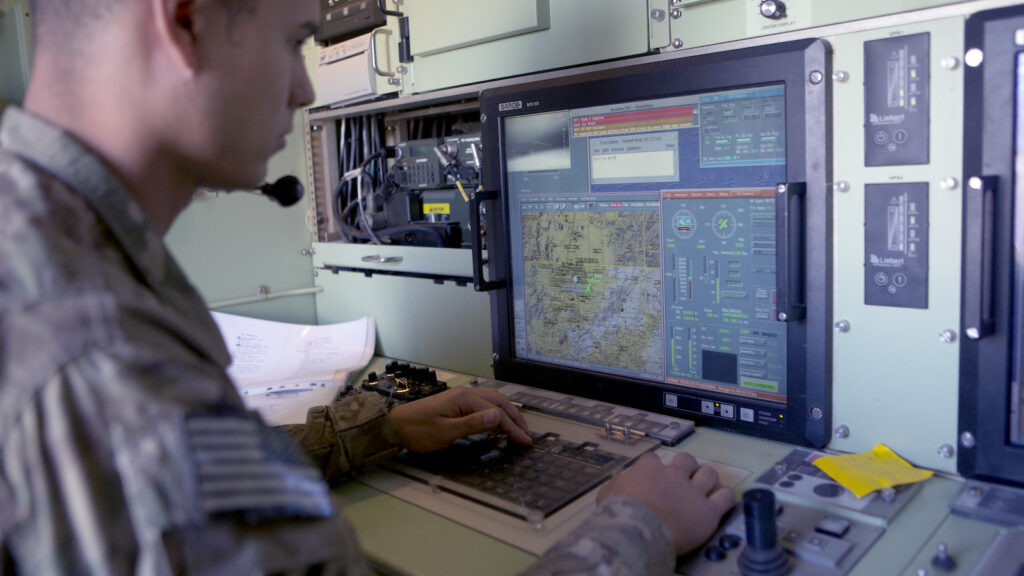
left=314, top=267, right=494, bottom=377
left=0, top=0, right=31, bottom=105
left=828, top=17, right=966, bottom=473
left=400, top=0, right=651, bottom=95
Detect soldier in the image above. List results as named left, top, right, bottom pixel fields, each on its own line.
left=0, top=0, right=735, bottom=574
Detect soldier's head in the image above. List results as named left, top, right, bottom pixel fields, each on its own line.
left=25, top=0, right=317, bottom=192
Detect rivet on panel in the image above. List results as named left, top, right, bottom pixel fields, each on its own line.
left=940, top=56, right=959, bottom=70
left=672, top=38, right=684, bottom=49
left=939, top=329, right=957, bottom=343
left=834, top=425, right=850, bottom=439
left=809, top=70, right=824, bottom=85
left=832, top=70, right=849, bottom=83
left=833, top=181, right=850, bottom=193
left=965, top=48, right=984, bottom=68
left=937, top=444, right=955, bottom=459
left=834, top=319, right=850, bottom=333
left=960, top=431, right=976, bottom=448
left=939, top=177, right=958, bottom=191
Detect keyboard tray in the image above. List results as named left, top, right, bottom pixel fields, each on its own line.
left=385, top=431, right=628, bottom=521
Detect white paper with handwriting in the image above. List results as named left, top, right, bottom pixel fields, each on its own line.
left=211, top=312, right=375, bottom=425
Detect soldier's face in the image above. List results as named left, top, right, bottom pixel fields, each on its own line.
left=192, top=0, right=318, bottom=189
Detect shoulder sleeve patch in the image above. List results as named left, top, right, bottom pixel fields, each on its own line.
left=185, top=412, right=333, bottom=520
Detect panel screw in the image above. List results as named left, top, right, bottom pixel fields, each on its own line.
left=939, top=329, right=957, bottom=343
left=968, top=176, right=983, bottom=190
left=492, top=352, right=500, bottom=363
left=670, top=8, right=682, bottom=19
left=650, top=8, right=666, bottom=21
left=480, top=113, right=488, bottom=123
left=672, top=38, right=683, bottom=49
left=965, top=48, right=984, bottom=68
left=881, top=487, right=897, bottom=502
left=937, top=444, right=955, bottom=459
left=809, top=70, right=824, bottom=85
left=832, top=70, right=849, bottom=83
left=396, top=65, right=408, bottom=74
left=777, top=312, right=788, bottom=321
left=939, top=177, right=958, bottom=191
left=833, top=181, right=850, bottom=193
left=940, top=56, right=959, bottom=70
left=835, top=320, right=850, bottom=333
left=300, top=249, right=312, bottom=256
left=966, top=327, right=980, bottom=340
left=960, top=431, right=976, bottom=448
left=835, top=425, right=850, bottom=439
left=776, top=184, right=787, bottom=194
left=810, top=407, right=823, bottom=421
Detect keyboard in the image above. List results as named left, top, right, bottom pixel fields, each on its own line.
left=385, top=431, right=629, bottom=521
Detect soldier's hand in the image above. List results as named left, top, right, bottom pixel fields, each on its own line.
left=389, top=387, right=531, bottom=453
left=597, top=452, right=735, bottom=556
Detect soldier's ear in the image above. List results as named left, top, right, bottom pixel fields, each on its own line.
left=153, top=0, right=200, bottom=73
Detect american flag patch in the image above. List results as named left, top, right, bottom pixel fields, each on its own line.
left=186, top=413, right=333, bottom=519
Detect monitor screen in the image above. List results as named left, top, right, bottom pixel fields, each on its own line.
left=481, top=39, right=832, bottom=447
left=504, top=86, right=789, bottom=404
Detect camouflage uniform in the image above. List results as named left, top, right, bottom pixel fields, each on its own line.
left=0, top=107, right=672, bottom=575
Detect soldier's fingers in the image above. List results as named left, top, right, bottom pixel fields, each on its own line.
left=454, top=391, right=531, bottom=445
left=708, top=486, right=737, bottom=513
left=467, top=388, right=530, bottom=436
left=668, top=452, right=700, bottom=477
left=691, top=464, right=721, bottom=494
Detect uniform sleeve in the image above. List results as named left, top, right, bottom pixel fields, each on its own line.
left=519, top=497, right=675, bottom=576
left=0, top=341, right=376, bottom=575
left=280, top=391, right=403, bottom=484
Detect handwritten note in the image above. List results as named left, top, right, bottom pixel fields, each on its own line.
left=212, top=312, right=375, bottom=425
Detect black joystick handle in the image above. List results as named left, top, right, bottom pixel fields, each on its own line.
left=738, top=489, right=790, bottom=576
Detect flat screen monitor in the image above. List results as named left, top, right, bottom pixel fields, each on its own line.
left=959, top=4, right=1024, bottom=486
left=480, top=39, right=833, bottom=447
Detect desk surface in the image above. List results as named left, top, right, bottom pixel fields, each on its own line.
left=335, top=361, right=1004, bottom=576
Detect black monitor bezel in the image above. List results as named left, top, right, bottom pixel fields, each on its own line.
left=480, top=39, right=833, bottom=448
left=959, top=4, right=1024, bottom=487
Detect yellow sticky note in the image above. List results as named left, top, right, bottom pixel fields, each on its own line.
left=813, top=444, right=933, bottom=498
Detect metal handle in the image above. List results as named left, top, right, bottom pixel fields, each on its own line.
left=376, top=0, right=403, bottom=17
left=361, top=254, right=403, bottom=264
left=775, top=182, right=806, bottom=321
left=369, top=28, right=395, bottom=78
left=471, top=190, right=505, bottom=292
left=964, top=176, right=997, bottom=340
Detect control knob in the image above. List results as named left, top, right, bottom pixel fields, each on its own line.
left=759, top=0, right=786, bottom=19
left=738, top=489, right=790, bottom=576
